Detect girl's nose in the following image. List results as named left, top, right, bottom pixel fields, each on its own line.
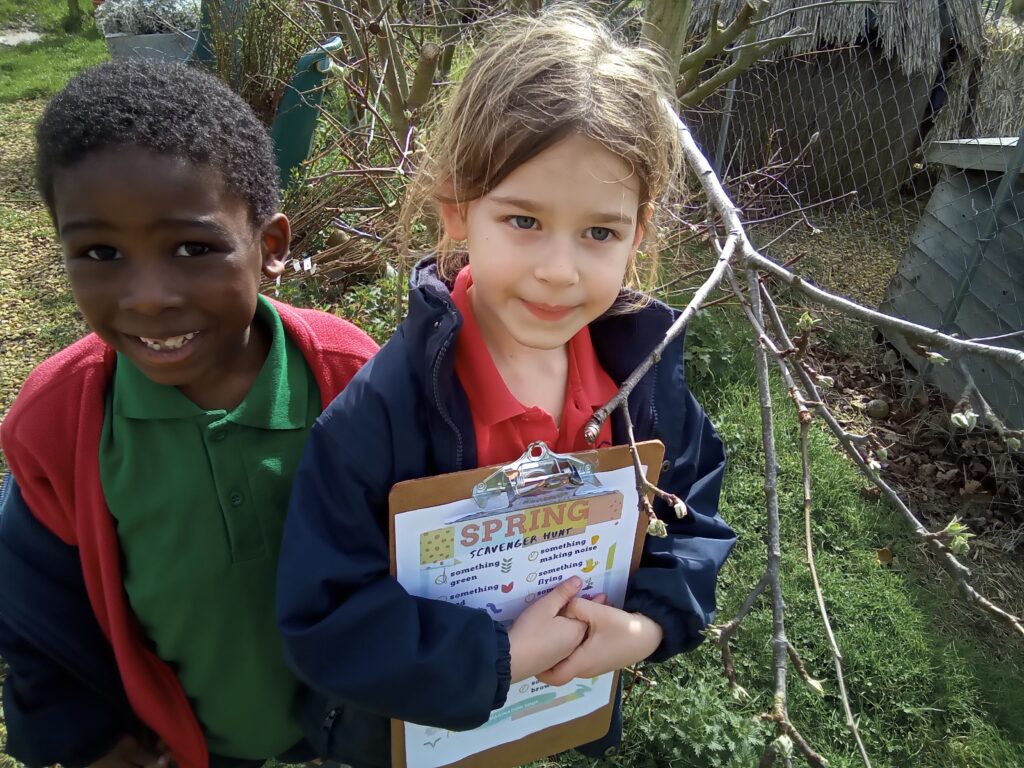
left=534, top=241, right=580, bottom=287
left=119, top=265, right=185, bottom=315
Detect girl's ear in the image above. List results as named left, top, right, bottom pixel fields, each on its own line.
left=631, top=204, right=652, bottom=252
left=439, top=201, right=469, bottom=241
left=260, top=213, right=291, bottom=278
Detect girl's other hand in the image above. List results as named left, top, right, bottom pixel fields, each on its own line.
left=535, top=599, right=663, bottom=687
left=508, top=576, right=587, bottom=683
left=89, top=735, right=170, bottom=768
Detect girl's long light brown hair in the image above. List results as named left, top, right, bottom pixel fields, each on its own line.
left=403, top=6, right=683, bottom=299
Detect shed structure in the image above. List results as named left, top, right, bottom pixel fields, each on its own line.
left=685, top=0, right=985, bottom=206
left=879, top=136, right=1024, bottom=429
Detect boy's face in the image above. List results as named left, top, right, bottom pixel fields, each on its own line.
left=52, top=146, right=288, bottom=407
left=439, top=134, right=644, bottom=357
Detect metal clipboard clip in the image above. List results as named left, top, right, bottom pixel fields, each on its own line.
left=471, top=441, right=597, bottom=513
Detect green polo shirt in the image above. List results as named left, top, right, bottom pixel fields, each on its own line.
left=99, top=297, right=319, bottom=758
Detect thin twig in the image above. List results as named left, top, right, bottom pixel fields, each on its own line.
left=713, top=572, right=770, bottom=692
left=956, top=360, right=1024, bottom=441
left=584, top=235, right=738, bottom=442
left=744, top=250, right=1024, bottom=371
left=752, top=0, right=894, bottom=27
left=964, top=329, right=1024, bottom=343
left=619, top=403, right=660, bottom=533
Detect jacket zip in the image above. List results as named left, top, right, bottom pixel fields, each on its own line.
left=429, top=309, right=464, bottom=470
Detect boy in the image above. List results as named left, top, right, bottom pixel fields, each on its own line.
left=0, top=59, right=377, bottom=768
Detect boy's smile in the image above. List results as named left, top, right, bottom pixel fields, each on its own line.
left=52, top=147, right=288, bottom=410
left=440, top=134, right=644, bottom=361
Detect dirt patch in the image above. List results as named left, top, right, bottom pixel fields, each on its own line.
left=0, top=100, right=43, bottom=203
left=820, top=347, right=1023, bottom=543
left=756, top=203, right=922, bottom=308
left=810, top=341, right=1024, bottom=633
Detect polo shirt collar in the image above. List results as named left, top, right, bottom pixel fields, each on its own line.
left=567, top=321, right=617, bottom=410
left=450, top=266, right=612, bottom=426
left=451, top=267, right=524, bottom=426
left=113, top=295, right=308, bottom=429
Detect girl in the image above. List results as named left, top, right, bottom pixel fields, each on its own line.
left=276, top=8, right=736, bottom=766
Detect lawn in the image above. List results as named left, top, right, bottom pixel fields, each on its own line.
left=0, top=0, right=107, bottom=103
left=0, top=22, right=1023, bottom=768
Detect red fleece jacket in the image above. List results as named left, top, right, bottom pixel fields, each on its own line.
left=0, top=299, right=377, bottom=768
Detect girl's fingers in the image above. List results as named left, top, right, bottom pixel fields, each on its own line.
left=540, top=575, right=583, bottom=615
left=537, top=657, right=577, bottom=687
left=561, top=596, right=600, bottom=623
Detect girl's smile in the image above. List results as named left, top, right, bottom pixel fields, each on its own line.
left=521, top=301, right=576, bottom=322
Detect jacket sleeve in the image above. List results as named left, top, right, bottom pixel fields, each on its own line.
left=0, top=475, right=137, bottom=768
left=622, top=365, right=737, bottom=662
left=277, top=362, right=511, bottom=730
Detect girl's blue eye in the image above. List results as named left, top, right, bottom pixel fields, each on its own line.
left=84, top=245, right=121, bottom=261
left=175, top=242, right=211, bottom=257
left=589, top=227, right=614, bottom=242
left=509, top=215, right=537, bottom=230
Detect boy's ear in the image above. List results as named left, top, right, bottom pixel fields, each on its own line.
left=439, top=201, right=468, bottom=241
left=260, top=214, right=291, bottom=278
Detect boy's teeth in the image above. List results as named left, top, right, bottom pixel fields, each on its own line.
left=139, top=332, right=198, bottom=351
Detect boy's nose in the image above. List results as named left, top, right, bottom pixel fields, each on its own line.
left=119, top=267, right=185, bottom=315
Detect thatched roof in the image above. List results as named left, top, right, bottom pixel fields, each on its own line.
left=689, top=0, right=985, bottom=77
left=932, top=17, right=1024, bottom=140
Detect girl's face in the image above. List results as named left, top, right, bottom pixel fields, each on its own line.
left=53, top=146, right=289, bottom=409
left=441, top=134, right=644, bottom=358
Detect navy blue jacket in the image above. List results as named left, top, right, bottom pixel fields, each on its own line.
left=277, top=258, right=737, bottom=766
left=0, top=473, right=138, bottom=766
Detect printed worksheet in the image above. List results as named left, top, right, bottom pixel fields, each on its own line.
left=393, top=464, right=642, bottom=768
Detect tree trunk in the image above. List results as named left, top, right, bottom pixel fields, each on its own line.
left=65, top=0, right=83, bottom=32
left=642, top=0, right=692, bottom=76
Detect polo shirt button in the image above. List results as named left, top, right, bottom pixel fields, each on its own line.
left=212, top=430, right=227, bottom=443
left=229, top=491, right=244, bottom=507
left=604, top=746, right=618, bottom=757
left=661, top=460, right=671, bottom=473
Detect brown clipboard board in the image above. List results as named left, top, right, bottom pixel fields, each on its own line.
left=387, top=439, right=665, bottom=768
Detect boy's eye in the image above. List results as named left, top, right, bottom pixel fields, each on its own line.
left=83, top=245, right=121, bottom=261
left=175, top=242, right=211, bottom=257
left=508, top=215, right=538, bottom=230
left=587, top=227, right=615, bottom=242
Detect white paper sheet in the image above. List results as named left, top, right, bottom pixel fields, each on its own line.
left=394, top=465, right=642, bottom=768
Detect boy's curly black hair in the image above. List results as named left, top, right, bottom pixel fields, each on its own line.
left=36, top=58, right=279, bottom=223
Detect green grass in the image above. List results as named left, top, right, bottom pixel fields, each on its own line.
left=0, top=29, right=107, bottom=103
left=0, top=0, right=107, bottom=103
left=0, top=0, right=91, bottom=32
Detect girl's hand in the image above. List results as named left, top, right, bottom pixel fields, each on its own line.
left=508, top=576, right=588, bottom=683
left=536, top=599, right=663, bottom=687
left=89, top=735, right=170, bottom=768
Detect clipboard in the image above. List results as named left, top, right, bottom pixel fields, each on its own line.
left=388, top=439, right=665, bottom=768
